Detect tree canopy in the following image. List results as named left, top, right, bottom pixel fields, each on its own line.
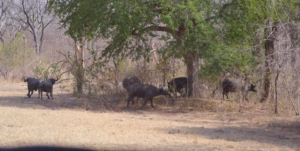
left=49, top=0, right=300, bottom=84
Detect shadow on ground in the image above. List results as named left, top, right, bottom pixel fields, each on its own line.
left=0, top=93, right=196, bottom=115
left=158, top=120, right=300, bottom=150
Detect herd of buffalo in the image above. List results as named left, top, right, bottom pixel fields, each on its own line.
left=23, top=77, right=58, bottom=100
left=23, top=75, right=257, bottom=109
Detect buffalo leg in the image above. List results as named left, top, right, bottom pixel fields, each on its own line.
left=29, top=90, right=33, bottom=98
left=141, top=99, right=148, bottom=109
left=223, top=92, right=229, bottom=100
left=150, top=98, right=154, bottom=108
left=27, top=90, right=31, bottom=98
left=223, top=91, right=229, bottom=100
left=179, top=88, right=185, bottom=97
left=127, top=97, right=132, bottom=107
left=243, top=92, right=249, bottom=102
left=46, top=92, right=50, bottom=99
left=50, top=90, right=53, bottom=99
left=169, top=86, right=175, bottom=98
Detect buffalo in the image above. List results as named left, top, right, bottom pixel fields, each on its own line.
left=38, top=78, right=58, bottom=100
left=24, top=76, right=40, bottom=98
left=222, top=78, right=257, bottom=101
left=127, top=83, right=169, bottom=109
left=167, top=77, right=187, bottom=97
left=122, top=76, right=142, bottom=104
left=122, top=76, right=142, bottom=91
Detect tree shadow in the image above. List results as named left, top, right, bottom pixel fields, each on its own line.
left=157, top=121, right=300, bottom=149
left=0, top=93, right=194, bottom=116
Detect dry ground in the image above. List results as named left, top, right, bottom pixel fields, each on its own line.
left=0, top=82, right=299, bottom=151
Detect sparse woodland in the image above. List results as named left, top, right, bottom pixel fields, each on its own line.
left=0, top=0, right=299, bottom=115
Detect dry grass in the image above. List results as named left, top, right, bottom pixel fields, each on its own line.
left=0, top=82, right=299, bottom=151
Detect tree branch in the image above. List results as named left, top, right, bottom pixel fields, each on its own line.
left=131, top=25, right=174, bottom=37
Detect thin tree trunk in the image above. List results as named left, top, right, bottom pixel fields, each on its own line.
left=172, top=57, right=176, bottom=99
left=274, top=69, right=279, bottom=114
left=114, top=58, right=120, bottom=94
left=143, top=56, right=147, bottom=84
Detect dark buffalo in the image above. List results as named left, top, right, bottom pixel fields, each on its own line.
left=38, top=78, right=58, bottom=100
left=167, top=77, right=187, bottom=97
left=24, top=76, right=40, bottom=98
left=122, top=76, right=142, bottom=91
left=222, top=78, right=257, bottom=101
left=127, top=83, right=169, bottom=109
left=122, top=76, right=142, bottom=104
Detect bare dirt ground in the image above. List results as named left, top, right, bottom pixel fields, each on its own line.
left=0, top=82, right=299, bottom=151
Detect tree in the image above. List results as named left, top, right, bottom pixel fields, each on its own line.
left=11, top=0, right=54, bottom=54
left=49, top=0, right=216, bottom=96
left=0, top=0, right=10, bottom=44
left=259, top=1, right=300, bottom=104
left=49, top=0, right=299, bottom=97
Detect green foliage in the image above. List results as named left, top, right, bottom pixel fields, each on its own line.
left=33, top=65, right=48, bottom=79
left=49, top=0, right=215, bottom=59
left=49, top=0, right=300, bottom=83
left=199, top=42, right=257, bottom=82
left=0, top=43, right=23, bottom=68
left=0, top=33, right=34, bottom=77
left=33, top=63, right=62, bottom=80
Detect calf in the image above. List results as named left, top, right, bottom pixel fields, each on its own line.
left=127, top=83, right=169, bottom=109
left=24, top=77, right=40, bottom=98
left=167, top=77, right=187, bottom=97
left=222, top=78, right=257, bottom=101
left=38, top=78, right=58, bottom=100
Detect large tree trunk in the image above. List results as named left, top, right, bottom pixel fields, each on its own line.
left=75, top=42, right=85, bottom=94
left=261, top=20, right=277, bottom=102
left=184, top=52, right=197, bottom=97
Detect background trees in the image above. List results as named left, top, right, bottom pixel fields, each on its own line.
left=48, top=0, right=264, bottom=97
left=0, top=0, right=298, bottom=113
left=11, top=0, right=55, bottom=54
